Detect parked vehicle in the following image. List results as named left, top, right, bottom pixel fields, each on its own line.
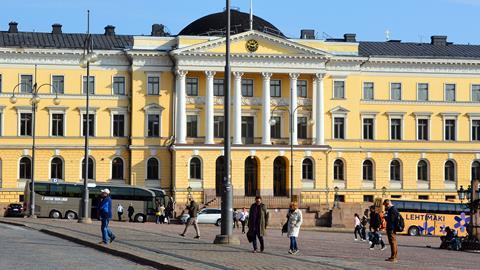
left=180, top=208, right=222, bottom=226
left=3, top=203, right=24, bottom=217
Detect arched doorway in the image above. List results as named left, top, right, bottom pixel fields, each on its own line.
left=273, top=157, right=287, bottom=197
left=245, top=157, right=258, bottom=196
left=215, top=156, right=225, bottom=197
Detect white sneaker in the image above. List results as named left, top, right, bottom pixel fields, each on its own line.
left=369, top=247, right=374, bottom=251
left=354, top=238, right=358, bottom=241
left=292, top=250, right=299, bottom=255
left=381, top=246, right=387, bottom=251
left=368, top=241, right=373, bottom=245
left=288, top=249, right=293, bottom=254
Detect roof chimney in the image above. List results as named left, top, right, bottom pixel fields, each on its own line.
left=104, top=25, right=115, bottom=36
left=344, top=33, right=356, bottom=42
left=52, top=23, right=62, bottom=34
left=8, top=22, right=18, bottom=33
left=151, top=24, right=167, bottom=36
left=431, top=35, right=447, bottom=46
left=300, top=29, right=315, bottom=39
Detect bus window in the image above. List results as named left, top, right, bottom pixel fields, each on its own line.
left=421, top=202, right=438, bottom=212
left=438, top=203, right=456, bottom=214
left=35, top=183, right=49, bottom=196
left=404, top=201, right=421, bottom=212
left=456, top=204, right=469, bottom=213
left=109, top=187, right=134, bottom=200
left=393, top=201, right=404, bottom=210
left=134, top=189, right=154, bottom=201
left=89, top=186, right=102, bottom=199
left=50, top=184, right=65, bottom=197
left=65, top=185, right=82, bottom=197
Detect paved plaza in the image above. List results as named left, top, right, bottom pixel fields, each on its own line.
left=0, top=218, right=478, bottom=270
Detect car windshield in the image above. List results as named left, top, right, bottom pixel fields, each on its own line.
left=10, top=204, right=22, bottom=207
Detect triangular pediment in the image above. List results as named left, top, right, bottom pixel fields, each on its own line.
left=172, top=30, right=330, bottom=58
left=329, top=106, right=350, bottom=114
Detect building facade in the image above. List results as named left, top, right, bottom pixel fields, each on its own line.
left=1, top=11, right=480, bottom=211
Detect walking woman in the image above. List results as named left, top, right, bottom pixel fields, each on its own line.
left=287, top=202, right=303, bottom=255
left=354, top=213, right=363, bottom=241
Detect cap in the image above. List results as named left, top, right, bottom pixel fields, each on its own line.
left=101, top=188, right=110, bottom=194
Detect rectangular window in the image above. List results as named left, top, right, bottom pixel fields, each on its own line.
left=82, top=114, right=95, bottom=137
left=445, top=119, right=456, bottom=141
left=391, top=195, right=402, bottom=199
left=187, top=115, right=198, bottom=137
left=417, top=83, right=429, bottom=101
left=214, top=116, right=224, bottom=138
left=186, top=78, right=198, bottom=96
left=113, top=114, right=125, bottom=137
left=390, top=118, right=402, bottom=140
left=51, top=113, right=64, bottom=136
left=20, top=75, right=33, bottom=93
left=472, top=120, right=480, bottom=141
left=270, top=116, right=281, bottom=139
left=241, top=79, right=254, bottom=97
left=213, top=79, right=224, bottom=96
left=445, top=195, right=456, bottom=201
left=363, top=82, right=374, bottom=100
left=472, top=85, right=480, bottom=102
left=363, top=118, right=374, bottom=140
left=82, top=76, right=95, bottom=94
left=297, top=80, right=307, bottom=98
left=147, top=114, right=160, bottom=137
left=333, top=81, right=345, bottom=99
left=418, top=195, right=429, bottom=200
left=297, top=117, right=307, bottom=139
left=270, top=80, right=281, bottom=97
left=363, top=195, right=374, bottom=202
left=390, top=83, right=402, bottom=100
left=333, top=117, right=345, bottom=139
left=147, top=76, right=159, bottom=95
left=52, top=75, right=64, bottom=94
left=417, top=119, right=429, bottom=141
left=445, top=84, right=456, bottom=102
left=20, top=113, right=32, bottom=136
left=113, top=77, right=126, bottom=95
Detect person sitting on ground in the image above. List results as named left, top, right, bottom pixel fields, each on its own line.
left=440, top=226, right=455, bottom=249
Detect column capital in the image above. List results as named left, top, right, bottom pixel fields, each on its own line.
left=205, top=70, right=216, bottom=78
left=175, top=69, right=188, bottom=77
left=314, top=73, right=326, bottom=80
left=261, top=72, right=272, bottom=79
left=289, top=73, right=300, bottom=79
left=233, top=72, right=244, bottom=79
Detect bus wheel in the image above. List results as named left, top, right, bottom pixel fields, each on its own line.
left=134, top=214, right=146, bottom=223
left=408, top=226, right=419, bottom=236
left=49, top=210, right=62, bottom=219
left=65, top=211, right=77, bottom=220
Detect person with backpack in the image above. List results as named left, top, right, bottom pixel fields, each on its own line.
left=368, top=205, right=386, bottom=251
left=383, top=199, right=400, bottom=262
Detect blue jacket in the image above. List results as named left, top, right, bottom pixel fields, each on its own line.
left=386, top=205, right=399, bottom=232
left=99, top=196, right=113, bottom=220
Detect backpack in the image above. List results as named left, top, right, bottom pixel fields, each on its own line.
left=361, top=216, right=368, bottom=226
left=395, top=214, right=405, bottom=232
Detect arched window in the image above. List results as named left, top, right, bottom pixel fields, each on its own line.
left=273, top=157, right=287, bottom=196
left=147, top=158, right=159, bottom=180
left=444, top=160, right=455, bottom=182
left=190, top=157, right=202, bottom=180
left=51, top=157, right=63, bottom=180
left=81, top=157, right=95, bottom=180
left=333, top=159, right=344, bottom=181
left=245, top=157, right=258, bottom=197
left=417, top=160, right=429, bottom=181
left=472, top=161, right=480, bottom=181
left=215, top=156, right=225, bottom=196
left=390, top=160, right=401, bottom=181
left=302, top=158, right=313, bottom=180
left=112, top=157, right=124, bottom=180
left=19, top=157, right=32, bottom=179
left=362, top=160, right=374, bottom=181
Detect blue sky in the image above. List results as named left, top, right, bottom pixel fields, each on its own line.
left=0, top=0, right=479, bottom=44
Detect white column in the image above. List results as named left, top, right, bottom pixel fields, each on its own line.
left=289, top=73, right=300, bottom=145
left=262, top=72, right=272, bottom=145
left=233, top=72, right=244, bottom=145
left=205, top=71, right=216, bottom=144
left=176, top=70, right=188, bottom=144
left=312, top=78, right=317, bottom=141
left=315, top=73, right=325, bottom=145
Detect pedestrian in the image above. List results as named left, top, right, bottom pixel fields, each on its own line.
left=287, top=202, right=303, bottom=255
left=159, top=204, right=166, bottom=224
left=155, top=201, right=161, bottom=224
left=383, top=199, right=399, bottom=262
left=247, top=196, right=269, bottom=253
left=239, top=207, right=249, bottom=234
left=354, top=213, right=363, bottom=241
left=233, top=209, right=240, bottom=229
left=117, top=203, right=124, bottom=222
left=98, top=189, right=115, bottom=245
left=180, top=199, right=200, bottom=239
left=127, top=203, right=135, bottom=222
left=165, top=200, right=174, bottom=224
left=361, top=209, right=369, bottom=241
left=368, top=206, right=386, bottom=251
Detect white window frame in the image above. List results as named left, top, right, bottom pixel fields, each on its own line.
left=441, top=113, right=459, bottom=141
left=186, top=110, right=200, bottom=138
left=444, top=83, right=456, bottom=102
left=110, top=156, right=126, bottom=181
left=19, top=74, right=34, bottom=93
left=79, top=108, right=98, bottom=137
left=471, top=84, right=480, bottom=102
left=15, top=106, right=33, bottom=136
left=270, top=113, right=283, bottom=139
left=468, top=113, right=480, bottom=141
left=146, top=73, right=161, bottom=96
left=145, top=156, right=161, bottom=181
left=79, top=156, right=96, bottom=181
left=0, top=106, right=5, bottom=136
left=414, top=113, right=432, bottom=141
left=416, top=82, right=429, bottom=101
left=143, top=104, right=163, bottom=138
left=51, top=74, right=65, bottom=94
left=332, top=80, right=346, bottom=99
left=361, top=112, right=377, bottom=141
left=112, top=75, right=127, bottom=96
left=82, top=75, right=95, bottom=95
left=362, top=81, right=374, bottom=100
left=49, top=156, right=65, bottom=181
left=109, top=107, right=128, bottom=137
left=47, top=107, right=67, bottom=137
left=417, top=159, right=430, bottom=182
left=301, top=157, right=315, bottom=181
left=186, top=77, right=199, bottom=97
left=188, top=156, right=203, bottom=181
left=297, top=79, right=308, bottom=98
left=332, top=115, right=347, bottom=140
left=389, top=82, right=402, bottom=101
left=443, top=159, right=457, bottom=183
left=387, top=112, right=405, bottom=141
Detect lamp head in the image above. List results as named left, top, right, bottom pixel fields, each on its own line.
left=269, top=118, right=276, bottom=126
left=458, top=185, right=465, bottom=200
left=79, top=56, right=88, bottom=68
left=53, top=97, right=60, bottom=105
left=87, top=51, right=98, bottom=63
left=308, top=119, right=314, bottom=126
left=334, top=186, right=339, bottom=193
left=32, top=96, right=41, bottom=104
left=9, top=95, right=17, bottom=104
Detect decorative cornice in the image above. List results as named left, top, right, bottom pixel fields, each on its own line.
left=361, top=99, right=480, bottom=106
left=242, top=97, right=262, bottom=106
left=186, top=96, right=205, bottom=105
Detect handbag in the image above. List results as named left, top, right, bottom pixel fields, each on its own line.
left=281, top=222, right=288, bottom=235
left=246, top=230, right=255, bottom=243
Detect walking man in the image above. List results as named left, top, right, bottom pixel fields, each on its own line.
left=247, top=196, right=269, bottom=253
left=368, top=205, right=386, bottom=251
left=383, top=199, right=399, bottom=262
left=180, top=199, right=200, bottom=239
left=99, top=189, right=115, bottom=245
left=117, top=203, right=124, bottom=222
left=127, top=203, right=135, bottom=222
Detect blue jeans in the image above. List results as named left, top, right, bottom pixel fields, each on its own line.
left=101, top=218, right=115, bottom=243
left=289, top=236, right=298, bottom=251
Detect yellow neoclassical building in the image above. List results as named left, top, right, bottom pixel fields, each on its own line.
left=1, top=10, right=480, bottom=212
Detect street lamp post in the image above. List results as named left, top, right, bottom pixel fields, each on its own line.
left=187, top=186, right=192, bottom=201
left=78, top=10, right=98, bottom=224
left=10, top=64, right=60, bottom=218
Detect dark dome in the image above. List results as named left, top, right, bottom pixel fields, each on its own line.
left=179, top=9, right=284, bottom=37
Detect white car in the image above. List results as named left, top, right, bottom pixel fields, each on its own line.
left=180, top=208, right=222, bottom=226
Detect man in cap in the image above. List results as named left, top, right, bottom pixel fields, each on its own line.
left=99, top=188, right=116, bottom=244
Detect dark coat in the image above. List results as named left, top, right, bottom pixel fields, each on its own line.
left=247, top=203, right=269, bottom=236
left=99, top=196, right=112, bottom=220
left=386, top=205, right=399, bottom=232
left=369, top=211, right=381, bottom=231
left=187, top=201, right=199, bottom=218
